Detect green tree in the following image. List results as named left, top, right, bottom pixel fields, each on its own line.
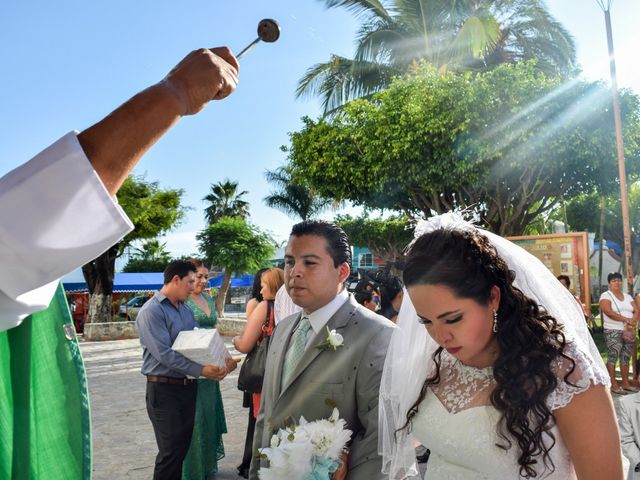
left=264, top=167, right=332, bottom=220
left=298, top=0, right=576, bottom=112
left=565, top=186, right=640, bottom=274
left=335, top=213, right=413, bottom=268
left=203, top=179, right=249, bottom=225
left=286, top=62, right=640, bottom=235
left=122, top=239, right=173, bottom=273
left=82, top=176, right=186, bottom=322
left=197, top=217, right=275, bottom=316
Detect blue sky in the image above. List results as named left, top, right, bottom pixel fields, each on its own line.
left=1, top=1, right=639, bottom=260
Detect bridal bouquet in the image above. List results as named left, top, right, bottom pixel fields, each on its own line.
left=258, top=408, right=352, bottom=480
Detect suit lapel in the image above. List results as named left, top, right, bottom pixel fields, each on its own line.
left=278, top=295, right=358, bottom=397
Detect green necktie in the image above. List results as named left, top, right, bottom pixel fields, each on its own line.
left=281, top=316, right=312, bottom=387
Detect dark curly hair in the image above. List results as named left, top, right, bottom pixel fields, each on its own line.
left=401, top=228, right=575, bottom=478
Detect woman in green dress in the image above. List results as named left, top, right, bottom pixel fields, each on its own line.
left=182, top=259, right=227, bottom=479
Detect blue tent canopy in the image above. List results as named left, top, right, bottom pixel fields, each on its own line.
left=592, top=240, right=622, bottom=257
left=62, top=272, right=254, bottom=293
left=208, top=273, right=254, bottom=288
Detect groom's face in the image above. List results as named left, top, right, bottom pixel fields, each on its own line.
left=284, top=234, right=350, bottom=314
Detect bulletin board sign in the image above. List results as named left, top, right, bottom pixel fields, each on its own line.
left=507, top=232, right=590, bottom=305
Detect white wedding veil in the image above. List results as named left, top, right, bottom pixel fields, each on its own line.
left=378, top=212, right=609, bottom=479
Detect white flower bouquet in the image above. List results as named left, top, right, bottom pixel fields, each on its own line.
left=258, top=408, right=352, bottom=480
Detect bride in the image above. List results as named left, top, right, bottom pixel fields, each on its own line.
left=379, top=214, right=623, bottom=479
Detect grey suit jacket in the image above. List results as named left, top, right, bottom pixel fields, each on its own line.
left=620, top=392, right=640, bottom=479
left=249, top=294, right=395, bottom=479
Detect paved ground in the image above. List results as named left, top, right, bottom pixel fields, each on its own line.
left=81, top=337, right=247, bottom=480
left=80, top=338, right=427, bottom=479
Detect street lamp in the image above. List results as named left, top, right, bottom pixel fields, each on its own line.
left=596, top=0, right=634, bottom=294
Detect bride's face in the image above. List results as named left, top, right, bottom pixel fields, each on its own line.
left=408, top=283, right=500, bottom=369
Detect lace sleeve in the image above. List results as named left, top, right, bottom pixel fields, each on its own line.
left=547, top=341, right=610, bottom=411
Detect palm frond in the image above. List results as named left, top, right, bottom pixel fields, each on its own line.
left=296, top=55, right=397, bottom=113
left=319, top=0, right=393, bottom=22
left=353, top=19, right=408, bottom=65
left=448, top=12, right=501, bottom=63
left=264, top=168, right=332, bottom=220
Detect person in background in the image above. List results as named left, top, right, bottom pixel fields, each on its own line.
left=182, top=259, right=228, bottom=480
left=236, top=267, right=268, bottom=479
left=233, top=268, right=285, bottom=478
left=557, top=274, right=592, bottom=327
left=354, top=278, right=381, bottom=312
left=137, top=260, right=238, bottom=480
left=371, top=270, right=404, bottom=323
left=600, top=272, right=638, bottom=395
left=245, top=268, right=268, bottom=319
left=273, top=283, right=302, bottom=324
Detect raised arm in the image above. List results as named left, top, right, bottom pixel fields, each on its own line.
left=78, top=47, right=239, bottom=195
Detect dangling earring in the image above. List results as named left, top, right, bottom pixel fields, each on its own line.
left=492, top=310, right=498, bottom=333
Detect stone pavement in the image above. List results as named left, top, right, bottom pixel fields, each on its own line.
left=80, top=337, right=427, bottom=479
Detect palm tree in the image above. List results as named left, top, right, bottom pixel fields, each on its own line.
left=122, top=239, right=173, bottom=273
left=298, top=0, right=576, bottom=113
left=203, top=180, right=250, bottom=225
left=264, top=168, right=333, bottom=220
left=130, top=239, right=172, bottom=263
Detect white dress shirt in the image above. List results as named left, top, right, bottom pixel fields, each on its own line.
left=0, top=132, right=133, bottom=331
left=302, top=288, right=349, bottom=349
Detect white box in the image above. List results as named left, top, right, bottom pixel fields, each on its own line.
left=172, top=329, right=231, bottom=372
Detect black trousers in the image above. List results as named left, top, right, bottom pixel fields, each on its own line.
left=239, top=392, right=256, bottom=471
left=146, top=381, right=198, bottom=480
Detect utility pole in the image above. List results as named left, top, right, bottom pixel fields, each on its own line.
left=597, top=0, right=634, bottom=294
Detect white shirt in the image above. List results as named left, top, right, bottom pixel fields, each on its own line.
left=303, top=288, right=349, bottom=349
left=0, top=132, right=133, bottom=331
left=273, top=284, right=302, bottom=325
left=600, top=290, right=635, bottom=331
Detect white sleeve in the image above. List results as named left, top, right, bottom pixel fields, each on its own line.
left=273, top=284, right=302, bottom=325
left=547, top=340, right=610, bottom=411
left=0, top=132, right=134, bottom=330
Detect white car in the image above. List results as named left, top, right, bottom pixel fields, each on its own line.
left=119, top=295, right=149, bottom=321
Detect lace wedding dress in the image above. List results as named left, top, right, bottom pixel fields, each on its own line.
left=411, top=342, right=598, bottom=479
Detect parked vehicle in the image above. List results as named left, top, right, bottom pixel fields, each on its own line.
left=119, top=295, right=149, bottom=321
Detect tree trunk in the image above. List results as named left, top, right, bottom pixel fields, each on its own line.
left=82, top=245, right=118, bottom=323
left=215, top=270, right=232, bottom=318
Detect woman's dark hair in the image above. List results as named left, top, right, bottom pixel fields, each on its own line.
left=607, top=271, right=623, bottom=283
left=188, top=258, right=209, bottom=270
left=370, top=270, right=403, bottom=319
left=354, top=279, right=377, bottom=306
left=401, top=228, right=574, bottom=478
left=251, top=268, right=269, bottom=302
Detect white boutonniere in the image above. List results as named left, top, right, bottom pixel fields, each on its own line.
left=315, top=327, right=344, bottom=351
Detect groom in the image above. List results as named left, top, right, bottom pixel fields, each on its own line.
left=250, top=220, right=395, bottom=479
